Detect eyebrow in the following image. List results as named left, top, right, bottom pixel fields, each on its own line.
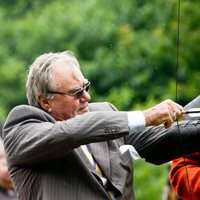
left=68, top=79, right=89, bottom=93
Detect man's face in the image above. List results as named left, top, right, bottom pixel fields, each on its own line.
left=45, top=65, right=91, bottom=121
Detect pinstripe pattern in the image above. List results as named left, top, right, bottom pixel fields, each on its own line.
left=2, top=101, right=200, bottom=200
left=3, top=103, right=135, bottom=200
left=3, top=99, right=200, bottom=199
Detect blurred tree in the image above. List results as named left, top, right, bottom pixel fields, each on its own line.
left=0, top=0, right=199, bottom=199
left=0, top=0, right=199, bottom=116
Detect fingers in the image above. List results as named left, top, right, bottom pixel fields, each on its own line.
left=163, top=99, right=183, bottom=118
left=143, top=99, right=183, bottom=128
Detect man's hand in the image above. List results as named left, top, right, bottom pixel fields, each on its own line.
left=143, top=99, right=183, bottom=128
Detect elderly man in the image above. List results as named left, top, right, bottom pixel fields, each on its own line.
left=2, top=51, right=200, bottom=200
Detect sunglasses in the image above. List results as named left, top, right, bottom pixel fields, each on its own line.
left=47, top=81, right=90, bottom=100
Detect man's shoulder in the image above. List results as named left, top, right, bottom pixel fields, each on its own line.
left=8, top=104, right=47, bottom=117
left=4, top=105, right=54, bottom=128
left=89, top=102, right=118, bottom=111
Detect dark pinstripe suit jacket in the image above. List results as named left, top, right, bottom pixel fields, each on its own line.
left=2, top=100, right=200, bottom=200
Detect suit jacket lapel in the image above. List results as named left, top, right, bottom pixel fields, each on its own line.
left=76, top=141, right=130, bottom=196
left=75, top=147, right=94, bottom=172
left=88, top=142, right=111, bottom=179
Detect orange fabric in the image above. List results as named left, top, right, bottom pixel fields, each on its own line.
left=170, top=152, right=200, bottom=200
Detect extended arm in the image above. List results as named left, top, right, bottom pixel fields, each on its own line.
left=125, top=120, right=200, bottom=165
left=2, top=105, right=128, bottom=166
left=125, top=95, right=200, bottom=165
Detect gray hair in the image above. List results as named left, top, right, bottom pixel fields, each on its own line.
left=0, top=121, right=5, bottom=156
left=26, top=51, right=80, bottom=107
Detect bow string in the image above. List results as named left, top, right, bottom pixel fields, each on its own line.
left=175, top=0, right=193, bottom=199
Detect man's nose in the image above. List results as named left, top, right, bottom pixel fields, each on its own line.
left=80, top=90, right=91, bottom=102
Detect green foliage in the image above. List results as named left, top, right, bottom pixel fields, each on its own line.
left=0, top=53, right=27, bottom=118
left=0, top=0, right=199, bottom=199
left=1, top=0, right=199, bottom=115
left=134, top=160, right=168, bottom=200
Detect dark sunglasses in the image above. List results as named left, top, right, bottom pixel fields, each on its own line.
left=47, top=81, right=90, bottom=100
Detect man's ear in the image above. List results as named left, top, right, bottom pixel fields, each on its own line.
left=38, top=95, right=51, bottom=112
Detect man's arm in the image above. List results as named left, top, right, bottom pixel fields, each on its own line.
left=2, top=105, right=129, bottom=166
left=125, top=120, right=200, bottom=164
left=125, top=95, right=200, bottom=165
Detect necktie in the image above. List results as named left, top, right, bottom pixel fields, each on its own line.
left=81, top=145, right=116, bottom=200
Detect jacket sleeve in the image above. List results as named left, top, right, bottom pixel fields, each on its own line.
left=170, top=152, right=200, bottom=200
left=125, top=120, right=200, bottom=165
left=2, top=104, right=128, bottom=166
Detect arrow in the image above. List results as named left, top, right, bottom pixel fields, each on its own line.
left=181, top=108, right=200, bottom=118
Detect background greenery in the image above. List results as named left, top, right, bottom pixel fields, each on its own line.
left=0, top=0, right=199, bottom=199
